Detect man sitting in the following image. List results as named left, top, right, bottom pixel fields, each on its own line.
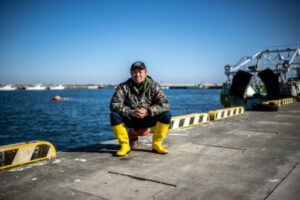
left=110, top=61, right=172, bottom=156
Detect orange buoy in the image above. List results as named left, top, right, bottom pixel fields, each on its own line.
left=128, top=128, right=151, bottom=148
left=129, top=128, right=151, bottom=137
left=52, top=95, right=62, bottom=101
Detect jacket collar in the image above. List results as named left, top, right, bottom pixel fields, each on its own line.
left=128, top=76, right=153, bottom=94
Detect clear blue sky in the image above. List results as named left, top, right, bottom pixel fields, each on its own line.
left=0, top=0, right=299, bottom=84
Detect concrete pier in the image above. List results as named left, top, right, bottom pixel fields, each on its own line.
left=1, top=103, right=300, bottom=200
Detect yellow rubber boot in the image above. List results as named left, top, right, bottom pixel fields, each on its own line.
left=112, top=123, right=130, bottom=156
left=152, top=122, right=170, bottom=154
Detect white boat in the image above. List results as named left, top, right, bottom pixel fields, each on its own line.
left=161, top=86, right=170, bottom=89
left=0, top=85, right=17, bottom=91
left=48, top=84, right=65, bottom=90
left=25, top=84, right=47, bottom=90
left=87, top=85, right=99, bottom=89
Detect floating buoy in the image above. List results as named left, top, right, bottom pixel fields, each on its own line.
left=52, top=95, right=62, bottom=101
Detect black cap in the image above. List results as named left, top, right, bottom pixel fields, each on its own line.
left=131, top=61, right=146, bottom=70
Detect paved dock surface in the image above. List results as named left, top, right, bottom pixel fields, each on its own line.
left=1, top=103, right=300, bottom=200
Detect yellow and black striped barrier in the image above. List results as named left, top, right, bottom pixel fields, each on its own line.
left=280, top=97, right=296, bottom=105
left=208, top=107, right=244, bottom=120
left=262, top=100, right=281, bottom=106
left=263, top=97, right=296, bottom=106
left=0, top=141, right=56, bottom=170
left=169, top=113, right=209, bottom=130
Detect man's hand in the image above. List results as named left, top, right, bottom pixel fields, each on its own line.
left=132, top=108, right=148, bottom=118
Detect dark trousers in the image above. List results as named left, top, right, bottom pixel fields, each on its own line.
left=110, top=111, right=172, bottom=129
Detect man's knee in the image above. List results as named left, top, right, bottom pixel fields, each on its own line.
left=158, top=111, right=172, bottom=124
left=110, top=112, right=124, bottom=126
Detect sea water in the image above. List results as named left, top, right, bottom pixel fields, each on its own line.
left=0, top=88, right=222, bottom=151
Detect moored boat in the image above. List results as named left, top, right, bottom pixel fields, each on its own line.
left=48, top=84, right=65, bottom=90
left=0, top=84, right=17, bottom=91
left=220, top=46, right=300, bottom=110
left=25, top=84, right=47, bottom=90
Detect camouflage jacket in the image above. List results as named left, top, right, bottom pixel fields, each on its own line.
left=110, top=76, right=169, bottom=118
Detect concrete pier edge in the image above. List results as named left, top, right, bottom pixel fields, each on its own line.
left=1, top=102, right=300, bottom=200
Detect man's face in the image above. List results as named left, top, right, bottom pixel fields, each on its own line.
left=131, top=69, right=147, bottom=85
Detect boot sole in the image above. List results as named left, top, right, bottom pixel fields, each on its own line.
left=115, top=150, right=131, bottom=157
left=152, top=149, right=168, bottom=154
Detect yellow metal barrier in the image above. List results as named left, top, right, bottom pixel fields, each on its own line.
left=263, top=97, right=296, bottom=106
left=280, top=98, right=296, bottom=105
left=208, top=107, right=244, bottom=120
left=169, top=113, right=209, bottom=130
left=262, top=100, right=282, bottom=106
left=0, top=141, right=56, bottom=170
